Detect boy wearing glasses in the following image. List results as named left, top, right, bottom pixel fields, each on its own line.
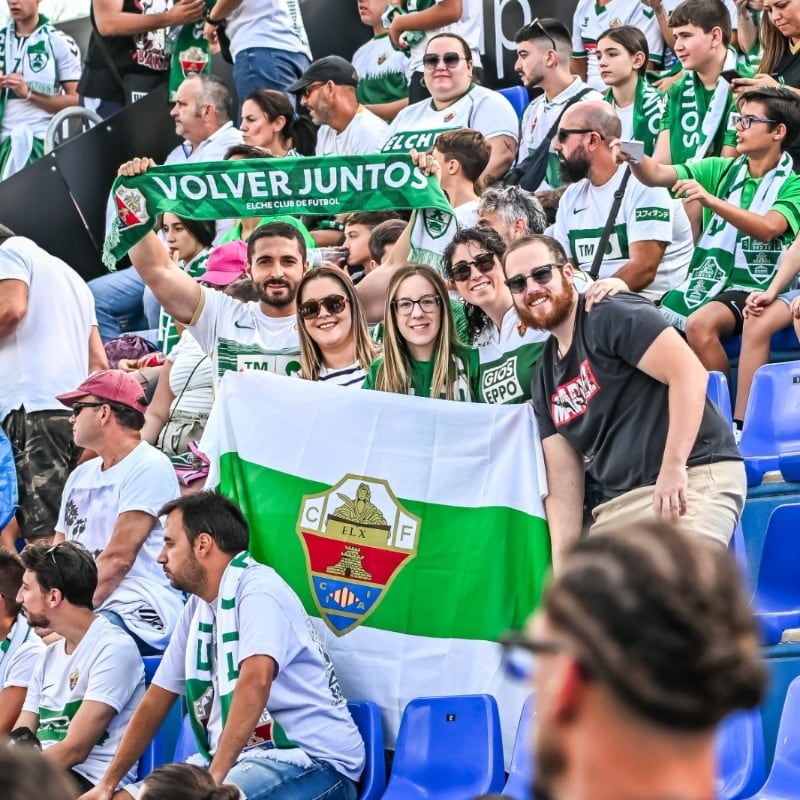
left=617, top=87, right=800, bottom=376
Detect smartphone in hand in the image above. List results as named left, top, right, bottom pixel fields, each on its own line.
left=618, top=140, right=645, bottom=163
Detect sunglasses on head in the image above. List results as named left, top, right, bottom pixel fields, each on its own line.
left=421, top=52, right=465, bottom=70
left=449, top=252, right=496, bottom=282
left=45, top=543, right=66, bottom=588
left=298, top=294, right=348, bottom=320
left=504, top=264, right=561, bottom=294
left=526, top=17, right=557, bottom=51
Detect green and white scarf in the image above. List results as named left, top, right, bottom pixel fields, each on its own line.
left=0, top=15, right=60, bottom=104
left=185, top=551, right=310, bottom=765
left=0, top=616, right=33, bottom=687
left=670, top=49, right=739, bottom=164
left=104, top=153, right=456, bottom=269
left=168, top=7, right=213, bottom=102
left=660, top=152, right=793, bottom=330
left=605, top=77, right=663, bottom=156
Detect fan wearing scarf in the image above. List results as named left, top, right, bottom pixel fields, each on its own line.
left=80, top=492, right=365, bottom=800
left=615, top=87, right=800, bottom=377
left=0, top=0, right=81, bottom=180
left=653, top=0, right=743, bottom=165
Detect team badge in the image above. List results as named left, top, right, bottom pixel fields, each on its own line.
left=27, top=41, right=50, bottom=73
left=69, top=669, right=79, bottom=690
left=179, top=46, right=209, bottom=77
left=377, top=53, right=387, bottom=65
left=610, top=17, right=622, bottom=26
left=443, top=112, right=455, bottom=122
left=114, top=186, right=149, bottom=230
left=296, top=474, right=420, bottom=636
left=422, top=208, right=450, bottom=239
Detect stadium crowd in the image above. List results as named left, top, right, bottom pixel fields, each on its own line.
left=1, top=0, right=799, bottom=797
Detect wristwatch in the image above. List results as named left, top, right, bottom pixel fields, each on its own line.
left=203, top=8, right=223, bottom=26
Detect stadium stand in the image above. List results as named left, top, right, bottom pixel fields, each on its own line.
left=715, top=708, right=766, bottom=800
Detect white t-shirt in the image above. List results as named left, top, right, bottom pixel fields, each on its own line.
left=407, top=0, right=483, bottom=72
left=454, top=198, right=479, bottom=228
left=383, top=84, right=518, bottom=154
left=56, top=442, right=183, bottom=650
left=166, top=333, right=214, bottom=418
left=0, top=25, right=81, bottom=137
left=0, top=616, right=45, bottom=689
left=188, top=287, right=301, bottom=384
left=226, top=0, right=311, bottom=61
left=163, top=122, right=244, bottom=166
left=351, top=34, right=410, bottom=106
left=554, top=165, right=692, bottom=301
left=317, top=362, right=367, bottom=387
left=0, top=236, right=96, bottom=421
left=572, top=0, right=664, bottom=91
left=153, top=565, right=365, bottom=781
left=315, top=106, right=389, bottom=156
left=661, top=0, right=738, bottom=69
left=23, top=616, right=145, bottom=786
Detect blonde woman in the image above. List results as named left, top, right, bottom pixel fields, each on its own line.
left=363, top=264, right=480, bottom=400
left=297, top=267, right=379, bottom=387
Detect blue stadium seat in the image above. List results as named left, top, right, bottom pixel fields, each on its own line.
left=348, top=700, right=386, bottom=800
left=742, top=675, right=800, bottom=800
left=707, top=371, right=733, bottom=425
left=503, top=693, right=536, bottom=800
left=715, top=708, right=766, bottom=800
left=498, top=86, right=530, bottom=120
left=738, top=361, right=800, bottom=485
left=730, top=523, right=750, bottom=590
left=0, top=427, right=17, bottom=531
left=382, top=694, right=505, bottom=799
left=137, top=656, right=184, bottom=780
left=173, top=713, right=200, bottom=762
left=778, top=451, right=800, bottom=483
left=722, top=327, right=800, bottom=360
left=752, top=504, right=800, bottom=645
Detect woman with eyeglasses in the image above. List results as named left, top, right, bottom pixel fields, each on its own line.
left=363, top=264, right=480, bottom=400
left=296, top=267, right=379, bottom=387
left=240, top=89, right=317, bottom=157
left=443, top=228, right=548, bottom=404
left=382, top=33, right=519, bottom=186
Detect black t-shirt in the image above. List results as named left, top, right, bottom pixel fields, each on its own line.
left=774, top=47, right=800, bottom=171
left=532, top=293, right=741, bottom=498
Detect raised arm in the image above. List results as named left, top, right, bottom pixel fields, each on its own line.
left=611, top=142, right=679, bottom=187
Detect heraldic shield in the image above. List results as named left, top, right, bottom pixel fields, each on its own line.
left=296, top=474, right=420, bottom=636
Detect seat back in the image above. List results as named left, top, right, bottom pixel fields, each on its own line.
left=707, top=371, right=733, bottom=425
left=173, top=713, right=200, bottom=762
left=729, top=523, right=750, bottom=590
left=0, top=427, right=17, bottom=531
left=503, top=693, right=536, bottom=800
left=498, top=86, right=530, bottom=119
left=740, top=361, right=800, bottom=459
left=384, top=694, right=505, bottom=799
left=714, top=708, right=765, bottom=800
left=43, top=107, right=103, bottom=154
left=347, top=700, right=386, bottom=800
left=757, top=675, right=800, bottom=794
left=755, top=504, right=800, bottom=605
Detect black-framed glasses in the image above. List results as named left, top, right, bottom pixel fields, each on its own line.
left=556, top=128, right=604, bottom=143
left=500, top=632, right=569, bottom=681
left=301, top=81, right=324, bottom=99
left=298, top=294, right=348, bottom=320
left=732, top=114, right=777, bottom=130
left=504, top=264, right=562, bottom=294
left=392, top=294, right=442, bottom=316
left=71, top=401, right=105, bottom=417
left=421, top=52, right=465, bottom=70
left=449, top=252, right=496, bottom=282
left=525, top=17, right=557, bottom=51
left=45, top=543, right=66, bottom=589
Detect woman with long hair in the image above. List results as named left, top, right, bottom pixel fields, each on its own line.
left=241, top=88, right=317, bottom=156
left=443, top=228, right=548, bottom=404
left=296, top=266, right=378, bottom=386
left=363, top=264, right=480, bottom=400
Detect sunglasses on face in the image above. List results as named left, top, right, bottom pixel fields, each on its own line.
left=297, top=294, right=348, bottom=320
left=71, top=401, right=104, bottom=416
left=556, top=128, right=604, bottom=143
left=421, top=52, right=465, bottom=70
left=504, top=264, right=560, bottom=294
left=449, top=252, right=496, bottom=282
left=301, top=82, right=324, bottom=99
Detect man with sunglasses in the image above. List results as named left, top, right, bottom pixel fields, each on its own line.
left=504, top=522, right=765, bottom=800
left=14, top=541, right=145, bottom=793
left=502, top=234, right=743, bottom=569
left=552, top=101, right=693, bottom=304
left=52, top=370, right=183, bottom=656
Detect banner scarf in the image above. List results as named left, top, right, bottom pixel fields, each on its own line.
left=660, top=152, right=793, bottom=330
left=604, top=77, right=663, bottom=157
left=185, top=550, right=311, bottom=767
left=104, top=153, right=456, bottom=270
left=168, top=1, right=214, bottom=102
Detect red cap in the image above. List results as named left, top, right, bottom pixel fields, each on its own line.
left=56, top=370, right=148, bottom=413
left=196, top=240, right=248, bottom=287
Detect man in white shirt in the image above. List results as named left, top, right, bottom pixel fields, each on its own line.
left=53, top=369, right=183, bottom=655
left=289, top=55, right=389, bottom=156
left=0, top=226, right=106, bottom=547
left=15, top=541, right=144, bottom=793
left=552, top=102, right=692, bottom=304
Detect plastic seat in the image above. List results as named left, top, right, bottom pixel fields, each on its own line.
left=43, top=106, right=103, bottom=154
left=382, top=694, right=505, bottom=799
left=0, top=427, right=17, bottom=531
left=738, top=360, right=800, bottom=485
left=173, top=713, right=200, bottom=762
left=778, top=451, right=800, bottom=483
left=742, top=676, right=800, bottom=799
left=715, top=708, right=765, bottom=799
left=707, top=371, right=733, bottom=425
left=752, top=504, right=800, bottom=645
left=498, top=86, right=529, bottom=119
left=348, top=700, right=386, bottom=800
left=503, top=693, right=536, bottom=800
left=137, top=655, right=184, bottom=780
left=730, top=523, right=750, bottom=589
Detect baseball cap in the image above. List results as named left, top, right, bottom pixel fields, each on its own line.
left=287, top=56, right=359, bottom=93
left=56, top=370, right=148, bottom=414
left=196, top=240, right=248, bottom=287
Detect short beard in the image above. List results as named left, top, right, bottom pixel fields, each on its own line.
left=169, top=553, right=208, bottom=595
left=258, top=279, right=298, bottom=309
left=558, top=150, right=591, bottom=183
left=25, top=611, right=50, bottom=629
left=532, top=739, right=568, bottom=800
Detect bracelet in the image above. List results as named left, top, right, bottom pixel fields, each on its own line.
left=25, top=88, right=32, bottom=100
left=203, top=9, right=223, bottom=26
left=319, top=220, right=345, bottom=232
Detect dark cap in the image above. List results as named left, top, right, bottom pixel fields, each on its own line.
left=287, top=56, right=359, bottom=93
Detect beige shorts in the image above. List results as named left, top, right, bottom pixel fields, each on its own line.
left=590, top=460, right=747, bottom=547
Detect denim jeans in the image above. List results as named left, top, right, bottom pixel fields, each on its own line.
left=232, top=47, right=310, bottom=104
left=90, top=267, right=160, bottom=342
left=226, top=756, right=357, bottom=800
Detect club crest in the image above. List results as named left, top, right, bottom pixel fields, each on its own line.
left=296, top=475, right=420, bottom=636
left=179, top=46, right=209, bottom=77
left=27, top=41, right=49, bottom=73
left=114, top=186, right=149, bottom=230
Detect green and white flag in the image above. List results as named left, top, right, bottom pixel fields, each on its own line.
left=103, top=154, right=456, bottom=268
left=201, top=371, right=552, bottom=755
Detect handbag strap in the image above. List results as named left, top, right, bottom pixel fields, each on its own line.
left=542, top=87, right=594, bottom=145
left=89, top=26, right=127, bottom=94
left=588, top=166, right=631, bottom=281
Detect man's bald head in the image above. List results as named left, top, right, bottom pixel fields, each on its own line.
left=561, top=102, right=622, bottom=143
